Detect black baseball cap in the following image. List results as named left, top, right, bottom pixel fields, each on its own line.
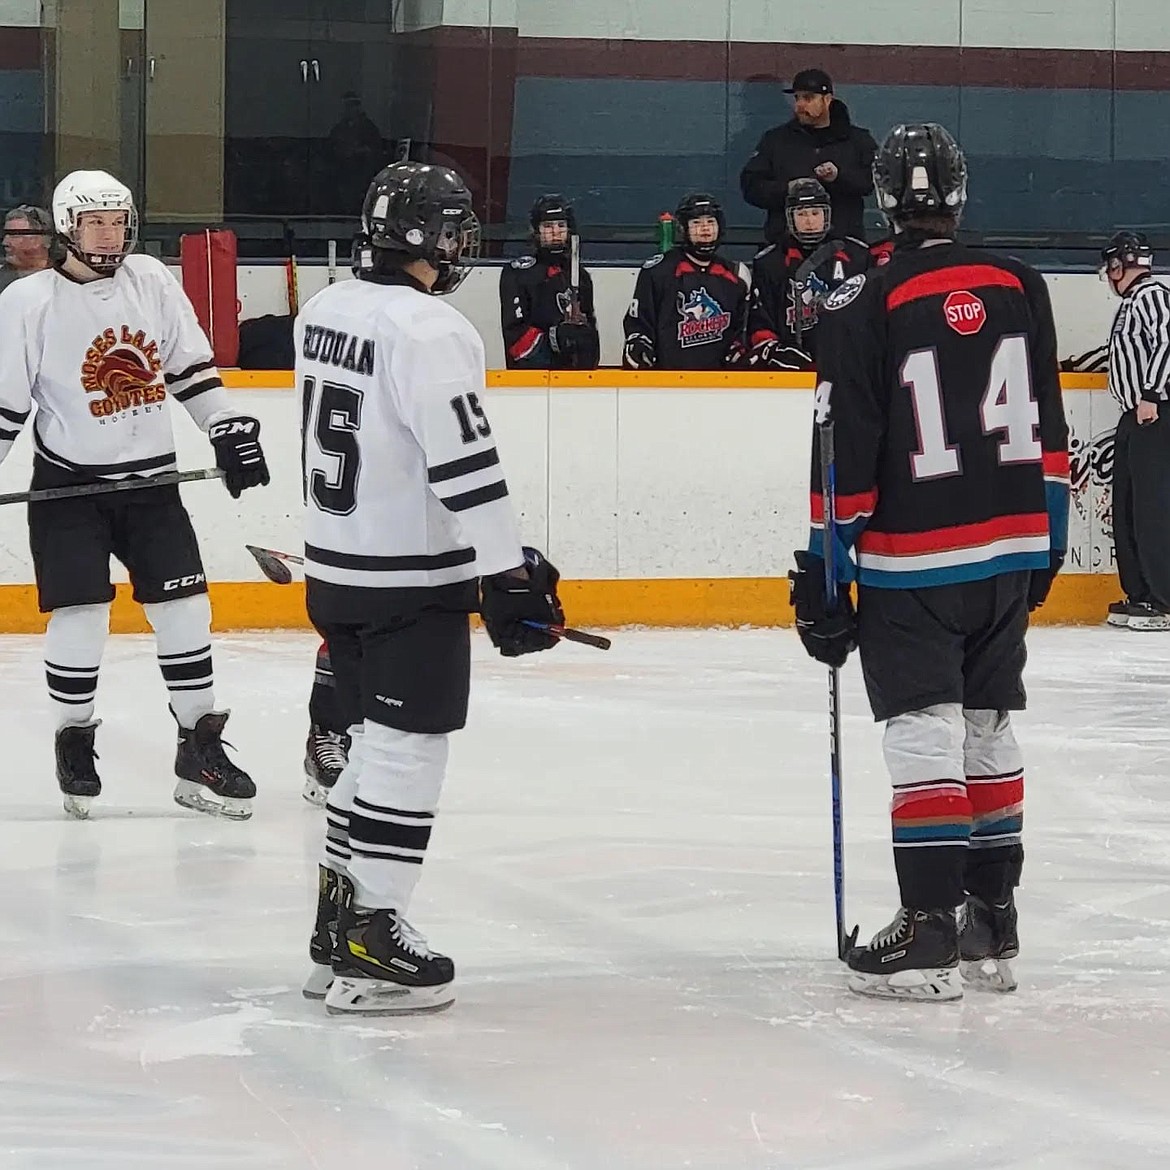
left=784, top=68, right=833, bottom=95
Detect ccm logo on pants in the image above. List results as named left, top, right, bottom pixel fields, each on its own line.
left=164, top=574, right=206, bottom=591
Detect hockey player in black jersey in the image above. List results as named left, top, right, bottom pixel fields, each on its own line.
left=499, top=194, right=599, bottom=370
left=747, top=178, right=870, bottom=367
left=789, top=124, right=1070, bottom=1000
left=623, top=193, right=748, bottom=370
left=296, top=162, right=564, bottom=1016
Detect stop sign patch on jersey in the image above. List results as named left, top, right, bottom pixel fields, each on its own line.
left=943, top=289, right=986, bottom=336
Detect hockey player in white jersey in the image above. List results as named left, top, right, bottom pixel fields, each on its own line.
left=0, top=170, right=270, bottom=819
left=298, top=162, right=564, bottom=1015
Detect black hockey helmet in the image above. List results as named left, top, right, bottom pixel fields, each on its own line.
left=529, top=193, right=576, bottom=256
left=873, top=123, right=967, bottom=226
left=675, top=192, right=725, bottom=259
left=785, top=177, right=831, bottom=245
left=1101, top=230, right=1153, bottom=275
left=356, top=162, right=480, bottom=295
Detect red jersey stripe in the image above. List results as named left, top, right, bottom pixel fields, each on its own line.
left=886, top=265, right=1024, bottom=312
left=858, top=512, right=1048, bottom=556
left=508, top=326, right=543, bottom=361
left=809, top=488, right=879, bottom=524
left=1043, top=449, right=1070, bottom=477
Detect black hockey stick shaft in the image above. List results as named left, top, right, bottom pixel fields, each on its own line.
left=244, top=543, right=612, bottom=650
left=819, top=421, right=860, bottom=961
left=0, top=467, right=223, bottom=507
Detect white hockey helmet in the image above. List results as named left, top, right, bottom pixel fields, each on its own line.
left=52, top=170, right=138, bottom=273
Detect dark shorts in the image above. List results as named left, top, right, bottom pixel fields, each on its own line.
left=857, top=571, right=1030, bottom=722
left=310, top=607, right=471, bottom=736
left=28, top=461, right=207, bottom=613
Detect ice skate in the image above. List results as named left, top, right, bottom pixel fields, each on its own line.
left=303, top=724, right=349, bottom=808
left=303, top=865, right=343, bottom=1000
left=56, top=721, right=101, bottom=820
left=959, top=895, right=1019, bottom=992
left=324, top=872, right=454, bottom=1016
left=846, top=907, right=962, bottom=1001
left=1107, top=599, right=1137, bottom=627
left=1124, top=602, right=1170, bottom=631
left=172, top=710, right=256, bottom=820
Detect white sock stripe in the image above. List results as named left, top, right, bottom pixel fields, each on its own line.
left=164, top=680, right=214, bottom=691
left=44, top=661, right=100, bottom=675
left=965, top=770, right=1024, bottom=785
left=348, top=843, right=425, bottom=864
left=156, top=647, right=212, bottom=664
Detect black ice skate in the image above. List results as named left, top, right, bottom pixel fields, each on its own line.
left=172, top=710, right=256, bottom=820
left=56, top=720, right=101, bottom=820
left=846, top=907, right=961, bottom=1001
left=303, top=864, right=349, bottom=1000
left=303, top=724, right=349, bottom=808
left=959, top=896, right=1019, bottom=993
left=324, top=871, right=455, bottom=1016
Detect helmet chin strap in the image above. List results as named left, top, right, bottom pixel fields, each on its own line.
left=67, top=241, right=124, bottom=276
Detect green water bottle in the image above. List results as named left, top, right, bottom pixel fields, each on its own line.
left=657, top=212, right=675, bottom=253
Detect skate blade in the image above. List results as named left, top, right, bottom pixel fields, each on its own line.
left=324, top=975, right=455, bottom=1016
left=62, top=794, right=94, bottom=820
left=1127, top=616, right=1170, bottom=631
left=960, top=957, right=1018, bottom=993
left=302, top=963, right=333, bottom=1000
left=173, top=779, right=253, bottom=821
left=1106, top=613, right=1130, bottom=628
left=847, top=967, right=962, bottom=1002
left=302, top=773, right=330, bottom=808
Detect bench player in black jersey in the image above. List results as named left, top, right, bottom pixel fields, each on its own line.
left=296, top=162, right=564, bottom=1015
left=789, top=124, right=1070, bottom=1000
left=499, top=194, right=599, bottom=370
left=746, top=177, right=870, bottom=368
left=623, top=193, right=748, bottom=370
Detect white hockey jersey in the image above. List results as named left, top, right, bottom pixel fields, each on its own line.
left=296, top=273, right=524, bottom=601
left=0, top=254, right=234, bottom=479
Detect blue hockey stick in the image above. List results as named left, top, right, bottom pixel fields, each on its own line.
left=818, top=421, right=860, bottom=961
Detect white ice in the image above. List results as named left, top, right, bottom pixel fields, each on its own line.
left=1, top=626, right=1168, bottom=1169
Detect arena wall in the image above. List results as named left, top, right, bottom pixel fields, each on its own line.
left=0, top=370, right=1119, bottom=634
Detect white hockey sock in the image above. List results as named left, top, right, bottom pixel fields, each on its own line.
left=346, top=722, right=448, bottom=913
left=143, top=595, right=215, bottom=728
left=44, top=603, right=110, bottom=729
left=324, top=724, right=363, bottom=872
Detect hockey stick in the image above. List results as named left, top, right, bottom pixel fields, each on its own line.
left=327, top=239, right=338, bottom=287
left=244, top=543, right=612, bottom=650
left=819, top=421, right=860, bottom=962
left=0, top=467, right=224, bottom=508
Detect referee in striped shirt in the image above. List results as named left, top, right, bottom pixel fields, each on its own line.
left=1103, top=230, right=1170, bottom=630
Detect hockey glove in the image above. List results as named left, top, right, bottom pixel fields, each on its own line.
left=623, top=333, right=656, bottom=370
left=549, top=322, right=601, bottom=369
left=209, top=415, right=270, bottom=499
left=1027, top=551, right=1064, bottom=612
left=788, top=550, right=857, bottom=669
left=749, top=339, right=813, bottom=371
left=481, top=547, right=565, bottom=657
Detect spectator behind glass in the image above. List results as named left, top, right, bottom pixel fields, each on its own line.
left=739, top=68, right=877, bottom=244
left=0, top=205, right=53, bottom=294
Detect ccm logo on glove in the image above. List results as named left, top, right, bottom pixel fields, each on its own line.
left=208, top=415, right=271, bottom=499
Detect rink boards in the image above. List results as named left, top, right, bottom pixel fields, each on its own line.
left=0, top=371, right=1118, bottom=632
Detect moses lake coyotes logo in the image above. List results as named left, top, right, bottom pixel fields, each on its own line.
left=677, top=287, right=731, bottom=347
left=81, top=326, right=167, bottom=420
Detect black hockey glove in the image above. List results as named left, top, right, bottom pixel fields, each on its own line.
left=749, top=340, right=814, bottom=371
left=788, top=549, right=857, bottom=669
left=549, top=322, right=600, bottom=369
left=481, top=547, right=565, bottom=657
left=1027, top=551, right=1064, bottom=612
left=623, top=333, right=656, bottom=370
left=209, top=415, right=270, bottom=499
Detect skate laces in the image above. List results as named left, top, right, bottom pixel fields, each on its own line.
left=314, top=730, right=348, bottom=771
left=391, top=915, right=435, bottom=959
left=867, top=907, right=911, bottom=950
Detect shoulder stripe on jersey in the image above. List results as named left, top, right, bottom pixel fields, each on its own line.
left=886, top=264, right=1024, bottom=312
left=172, top=376, right=223, bottom=403
left=0, top=405, right=29, bottom=425
left=443, top=480, right=509, bottom=512
left=304, top=544, right=476, bottom=572
left=428, top=447, right=501, bottom=484
left=165, top=358, right=217, bottom=385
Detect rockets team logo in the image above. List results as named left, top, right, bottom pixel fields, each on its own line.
left=786, top=271, right=830, bottom=331
left=677, top=287, right=731, bottom=348
left=81, top=326, right=167, bottom=420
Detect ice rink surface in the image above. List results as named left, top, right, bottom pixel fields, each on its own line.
left=0, top=625, right=1168, bottom=1169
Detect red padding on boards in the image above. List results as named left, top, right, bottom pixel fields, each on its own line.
left=180, top=229, right=239, bottom=368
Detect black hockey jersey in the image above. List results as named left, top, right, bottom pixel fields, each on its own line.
left=623, top=248, right=748, bottom=370
left=810, top=241, right=1070, bottom=590
left=748, top=236, right=870, bottom=360
left=499, top=254, right=599, bottom=370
